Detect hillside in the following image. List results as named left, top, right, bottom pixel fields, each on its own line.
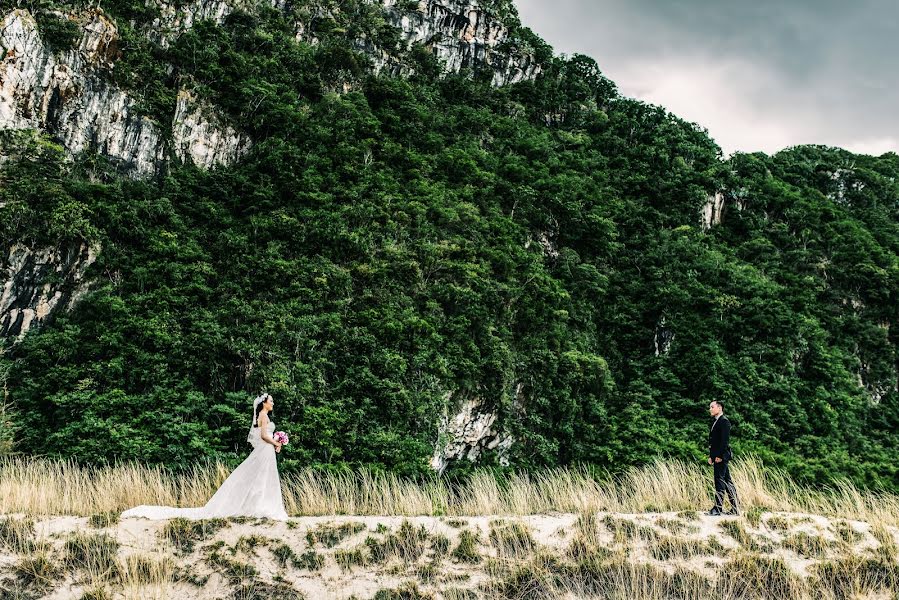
left=0, top=0, right=897, bottom=489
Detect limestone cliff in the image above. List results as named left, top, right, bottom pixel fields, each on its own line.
left=0, top=9, right=248, bottom=177
left=148, top=0, right=541, bottom=86
left=372, top=0, right=541, bottom=86
left=0, top=242, right=99, bottom=347
left=430, top=390, right=516, bottom=474
left=1, top=0, right=537, bottom=176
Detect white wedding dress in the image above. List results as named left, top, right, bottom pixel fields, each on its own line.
left=121, top=419, right=289, bottom=521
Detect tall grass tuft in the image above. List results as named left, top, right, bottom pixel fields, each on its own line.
left=118, top=550, right=175, bottom=600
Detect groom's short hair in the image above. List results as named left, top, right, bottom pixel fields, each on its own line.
left=712, top=400, right=724, bottom=410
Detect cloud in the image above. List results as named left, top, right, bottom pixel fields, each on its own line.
left=841, top=138, right=899, bottom=157
left=513, top=0, right=899, bottom=156
left=616, top=57, right=798, bottom=155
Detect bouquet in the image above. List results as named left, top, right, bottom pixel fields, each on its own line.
left=274, top=431, right=289, bottom=445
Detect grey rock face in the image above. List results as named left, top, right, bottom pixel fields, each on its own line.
left=654, top=316, right=673, bottom=357
left=0, top=242, right=99, bottom=346
left=148, top=0, right=243, bottom=48
left=430, top=392, right=513, bottom=474
left=1, top=9, right=165, bottom=176
left=172, top=88, right=251, bottom=168
left=0, top=9, right=248, bottom=177
left=525, top=230, right=559, bottom=259
left=377, top=0, right=541, bottom=86
left=700, top=191, right=726, bottom=230
left=856, top=363, right=896, bottom=405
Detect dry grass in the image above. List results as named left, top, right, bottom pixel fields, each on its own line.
left=306, top=521, right=366, bottom=548
left=489, top=520, right=535, bottom=557
left=365, top=520, right=430, bottom=563
left=0, top=515, right=35, bottom=552
left=13, top=550, right=63, bottom=589
left=782, top=531, right=833, bottom=559
left=118, top=550, right=176, bottom=600
left=161, top=517, right=229, bottom=554
left=0, top=456, right=898, bottom=527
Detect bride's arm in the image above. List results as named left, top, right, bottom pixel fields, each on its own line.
left=257, top=414, right=280, bottom=447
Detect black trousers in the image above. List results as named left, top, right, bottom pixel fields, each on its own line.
left=713, top=460, right=739, bottom=511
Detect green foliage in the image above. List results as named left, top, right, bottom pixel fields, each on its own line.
left=79, top=588, right=112, bottom=600
left=0, top=366, right=16, bottom=455
left=207, top=549, right=257, bottom=580
left=723, top=553, right=803, bottom=598
left=234, top=579, right=305, bottom=600
left=271, top=542, right=297, bottom=567
left=0, top=130, right=99, bottom=246
left=782, top=531, right=833, bottom=558
left=333, top=546, right=367, bottom=569
left=36, top=12, right=80, bottom=53
left=1, top=0, right=897, bottom=491
left=432, top=532, right=450, bottom=555
left=813, top=555, right=898, bottom=599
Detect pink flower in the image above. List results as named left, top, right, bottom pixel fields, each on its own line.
left=274, top=431, right=289, bottom=445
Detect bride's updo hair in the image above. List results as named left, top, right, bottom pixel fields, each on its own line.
left=253, top=393, right=273, bottom=427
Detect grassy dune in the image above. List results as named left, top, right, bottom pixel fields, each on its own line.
left=1, top=457, right=898, bottom=599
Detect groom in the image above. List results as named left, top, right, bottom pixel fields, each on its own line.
left=707, top=400, right=739, bottom=516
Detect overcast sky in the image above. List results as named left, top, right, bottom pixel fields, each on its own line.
left=514, top=0, right=898, bottom=157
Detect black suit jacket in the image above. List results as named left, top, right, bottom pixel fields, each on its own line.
left=709, top=415, right=732, bottom=460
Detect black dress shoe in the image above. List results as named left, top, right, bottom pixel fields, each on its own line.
left=707, top=508, right=722, bottom=516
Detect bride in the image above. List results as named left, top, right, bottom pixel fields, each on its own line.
left=121, top=393, right=289, bottom=521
